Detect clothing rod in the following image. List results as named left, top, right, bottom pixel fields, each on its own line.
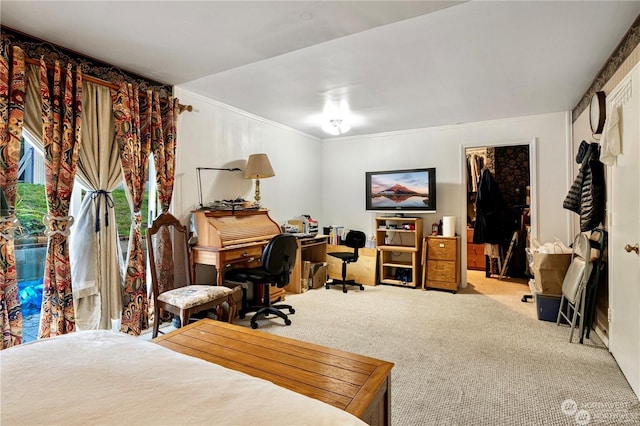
left=21, top=55, right=193, bottom=114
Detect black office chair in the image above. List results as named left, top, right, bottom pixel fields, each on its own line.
left=224, top=233, right=297, bottom=329
left=326, top=230, right=366, bottom=293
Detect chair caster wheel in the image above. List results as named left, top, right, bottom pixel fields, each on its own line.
left=360, top=285, right=364, bottom=290
left=285, top=319, right=291, bottom=326
left=289, top=308, right=295, bottom=314
left=325, top=284, right=330, bottom=289
left=251, top=322, right=258, bottom=329
left=343, top=288, right=348, bottom=293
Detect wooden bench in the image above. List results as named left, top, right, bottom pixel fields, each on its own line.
left=153, top=319, right=393, bottom=425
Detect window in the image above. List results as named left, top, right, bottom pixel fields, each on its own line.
left=16, top=131, right=154, bottom=341
left=15, top=132, right=46, bottom=342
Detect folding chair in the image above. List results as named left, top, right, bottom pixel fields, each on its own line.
left=581, top=228, right=607, bottom=342
left=556, top=233, right=593, bottom=343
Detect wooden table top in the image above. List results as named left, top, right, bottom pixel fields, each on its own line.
left=153, top=319, right=393, bottom=420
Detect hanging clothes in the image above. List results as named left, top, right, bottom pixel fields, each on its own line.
left=473, top=168, right=508, bottom=245
left=467, top=154, right=485, bottom=193
left=600, top=105, right=621, bottom=166
left=563, top=142, right=605, bottom=232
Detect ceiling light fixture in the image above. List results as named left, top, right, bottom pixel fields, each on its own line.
left=322, top=119, right=351, bottom=136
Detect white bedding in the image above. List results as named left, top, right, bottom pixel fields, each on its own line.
left=1, top=330, right=365, bottom=425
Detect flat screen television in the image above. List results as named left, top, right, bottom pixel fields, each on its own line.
left=365, top=168, right=436, bottom=213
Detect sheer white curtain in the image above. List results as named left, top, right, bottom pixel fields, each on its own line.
left=70, top=81, right=124, bottom=330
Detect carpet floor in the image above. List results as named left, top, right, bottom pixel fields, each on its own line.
left=230, top=271, right=639, bottom=426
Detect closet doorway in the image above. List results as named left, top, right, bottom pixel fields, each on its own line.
left=461, top=140, right=537, bottom=284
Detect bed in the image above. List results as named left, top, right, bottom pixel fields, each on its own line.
left=1, top=326, right=371, bottom=425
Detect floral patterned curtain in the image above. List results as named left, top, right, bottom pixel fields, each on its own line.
left=0, top=46, right=26, bottom=348
left=112, top=82, right=150, bottom=335
left=151, top=92, right=179, bottom=296
left=152, top=92, right=178, bottom=214
left=37, top=58, right=83, bottom=338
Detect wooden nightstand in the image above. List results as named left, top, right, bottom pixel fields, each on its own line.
left=423, top=236, right=460, bottom=292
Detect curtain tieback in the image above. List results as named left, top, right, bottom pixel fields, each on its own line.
left=89, top=190, right=115, bottom=232
left=43, top=214, right=74, bottom=237
left=0, top=215, right=18, bottom=241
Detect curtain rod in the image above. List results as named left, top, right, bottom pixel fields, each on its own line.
left=22, top=55, right=193, bottom=114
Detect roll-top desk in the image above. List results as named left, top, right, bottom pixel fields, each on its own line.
left=191, top=209, right=281, bottom=285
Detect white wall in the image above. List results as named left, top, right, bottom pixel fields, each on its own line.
left=173, top=88, right=323, bottom=227
left=322, top=111, right=573, bottom=247
left=175, top=87, right=574, bottom=286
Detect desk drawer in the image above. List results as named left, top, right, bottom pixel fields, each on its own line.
left=427, top=238, right=457, bottom=261
left=426, top=279, right=459, bottom=291
left=224, top=246, right=263, bottom=264
left=427, top=260, right=456, bottom=282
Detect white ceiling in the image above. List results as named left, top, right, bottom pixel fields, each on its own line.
left=2, top=1, right=640, bottom=139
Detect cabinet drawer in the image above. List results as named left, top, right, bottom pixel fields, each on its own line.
left=427, top=260, right=456, bottom=282
left=466, top=243, right=485, bottom=270
left=467, top=256, right=485, bottom=270
left=426, top=279, right=459, bottom=291
left=224, top=246, right=263, bottom=264
left=427, top=238, right=457, bottom=261
left=466, top=244, right=484, bottom=257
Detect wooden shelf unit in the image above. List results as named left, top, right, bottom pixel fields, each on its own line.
left=375, top=217, right=423, bottom=287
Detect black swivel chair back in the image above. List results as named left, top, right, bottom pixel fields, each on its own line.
left=224, top=233, right=297, bottom=329
left=326, top=230, right=367, bottom=293
left=261, top=234, right=297, bottom=286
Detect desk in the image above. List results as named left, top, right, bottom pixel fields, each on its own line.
left=326, top=244, right=378, bottom=286
left=153, top=319, right=393, bottom=426
left=191, top=211, right=327, bottom=294
left=191, top=210, right=281, bottom=286
left=285, top=234, right=329, bottom=294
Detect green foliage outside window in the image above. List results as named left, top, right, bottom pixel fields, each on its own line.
left=15, top=183, right=148, bottom=242
left=14, top=183, right=48, bottom=238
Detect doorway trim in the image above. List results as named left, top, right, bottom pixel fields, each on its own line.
left=459, top=137, right=538, bottom=287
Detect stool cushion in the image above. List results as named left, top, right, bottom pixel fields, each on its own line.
left=328, top=252, right=357, bottom=262
left=157, top=285, right=233, bottom=310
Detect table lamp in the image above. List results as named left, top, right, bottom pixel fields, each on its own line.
left=244, top=153, right=275, bottom=205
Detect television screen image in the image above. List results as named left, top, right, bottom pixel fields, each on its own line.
left=365, top=168, right=436, bottom=212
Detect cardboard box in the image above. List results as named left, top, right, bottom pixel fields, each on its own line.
left=287, top=219, right=305, bottom=233
left=310, top=262, right=328, bottom=289
left=301, top=260, right=312, bottom=292
left=326, top=244, right=377, bottom=286
left=302, top=261, right=311, bottom=282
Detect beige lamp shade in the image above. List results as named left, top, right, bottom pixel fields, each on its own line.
left=243, top=153, right=275, bottom=179
left=244, top=153, right=275, bottom=205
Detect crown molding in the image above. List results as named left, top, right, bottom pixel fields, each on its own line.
left=572, top=13, right=640, bottom=122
